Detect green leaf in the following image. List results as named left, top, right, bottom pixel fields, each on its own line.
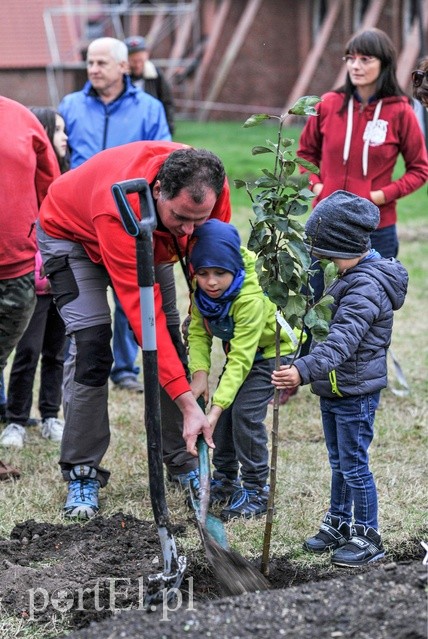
left=243, top=114, right=273, bottom=128
left=247, top=226, right=266, bottom=251
left=274, top=218, right=290, bottom=233
left=287, top=239, right=311, bottom=269
left=295, top=157, right=320, bottom=174
left=298, top=186, right=315, bottom=199
left=288, top=218, right=306, bottom=232
left=303, top=307, right=319, bottom=329
left=281, top=160, right=296, bottom=177
left=252, top=145, right=274, bottom=156
left=310, top=320, right=330, bottom=342
left=277, top=251, right=294, bottom=282
left=261, top=169, right=278, bottom=180
left=255, top=176, right=279, bottom=188
left=287, top=200, right=309, bottom=217
left=323, top=262, right=339, bottom=289
left=234, top=179, right=247, bottom=189
left=281, top=137, right=295, bottom=149
left=252, top=203, right=267, bottom=220
left=288, top=95, right=322, bottom=116
left=267, top=280, right=289, bottom=307
left=312, top=296, right=334, bottom=321
left=285, top=294, right=307, bottom=317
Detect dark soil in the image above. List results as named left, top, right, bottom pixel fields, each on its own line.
left=0, top=513, right=426, bottom=638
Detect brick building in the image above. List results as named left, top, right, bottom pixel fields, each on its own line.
left=0, top=0, right=426, bottom=120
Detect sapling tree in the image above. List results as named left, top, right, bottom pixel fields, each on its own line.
left=235, top=96, right=338, bottom=575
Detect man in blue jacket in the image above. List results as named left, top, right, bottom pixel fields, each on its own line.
left=60, top=37, right=170, bottom=167
left=60, top=37, right=172, bottom=394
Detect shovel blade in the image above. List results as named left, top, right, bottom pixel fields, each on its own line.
left=143, top=525, right=187, bottom=607
left=144, top=554, right=187, bottom=607
left=203, top=532, right=270, bottom=597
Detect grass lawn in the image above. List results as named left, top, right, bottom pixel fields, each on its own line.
left=0, top=119, right=426, bottom=638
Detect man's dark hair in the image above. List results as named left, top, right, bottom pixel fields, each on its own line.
left=156, top=148, right=225, bottom=202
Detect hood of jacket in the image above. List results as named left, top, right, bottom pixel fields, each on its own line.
left=349, top=257, right=408, bottom=311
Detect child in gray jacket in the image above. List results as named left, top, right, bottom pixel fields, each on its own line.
left=272, top=190, right=408, bottom=567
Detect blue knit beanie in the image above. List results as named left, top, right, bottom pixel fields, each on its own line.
left=190, top=219, right=244, bottom=274
left=305, top=190, right=380, bottom=258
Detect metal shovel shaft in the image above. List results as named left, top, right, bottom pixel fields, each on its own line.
left=112, top=179, right=186, bottom=604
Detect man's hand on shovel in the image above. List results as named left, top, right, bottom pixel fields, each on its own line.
left=176, top=390, right=215, bottom=456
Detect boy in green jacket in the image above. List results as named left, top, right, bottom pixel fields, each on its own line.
left=188, top=219, right=303, bottom=519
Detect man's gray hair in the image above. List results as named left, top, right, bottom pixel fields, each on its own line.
left=87, top=37, right=128, bottom=63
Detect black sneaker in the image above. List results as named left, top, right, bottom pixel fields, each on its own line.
left=220, top=485, right=269, bottom=520
left=210, top=477, right=241, bottom=506
left=331, top=524, right=385, bottom=567
left=303, top=513, right=351, bottom=553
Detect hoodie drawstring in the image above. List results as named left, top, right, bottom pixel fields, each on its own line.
left=343, top=98, right=383, bottom=177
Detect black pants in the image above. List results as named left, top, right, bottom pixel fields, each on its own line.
left=6, top=295, right=66, bottom=424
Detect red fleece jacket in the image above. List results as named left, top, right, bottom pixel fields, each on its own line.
left=298, top=92, right=428, bottom=228
left=0, top=97, right=60, bottom=279
left=39, top=141, right=232, bottom=400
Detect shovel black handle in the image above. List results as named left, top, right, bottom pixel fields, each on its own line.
left=111, top=179, right=169, bottom=528
left=111, top=179, right=157, bottom=290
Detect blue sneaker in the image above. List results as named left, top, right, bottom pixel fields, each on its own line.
left=210, top=477, right=241, bottom=506
left=64, top=465, right=99, bottom=519
left=220, top=485, right=269, bottom=520
left=168, top=468, right=200, bottom=507
left=168, top=468, right=200, bottom=492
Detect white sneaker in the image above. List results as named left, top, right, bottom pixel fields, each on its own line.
left=0, top=423, right=26, bottom=448
left=41, top=417, right=64, bottom=442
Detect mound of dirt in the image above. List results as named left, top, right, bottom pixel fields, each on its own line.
left=0, top=513, right=425, bottom=638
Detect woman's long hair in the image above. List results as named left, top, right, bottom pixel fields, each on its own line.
left=335, top=28, right=408, bottom=110
left=30, top=107, right=69, bottom=173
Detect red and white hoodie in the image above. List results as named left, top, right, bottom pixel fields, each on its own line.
left=298, top=91, right=428, bottom=228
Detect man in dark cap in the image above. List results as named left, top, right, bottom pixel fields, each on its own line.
left=272, top=190, right=408, bottom=568
left=124, top=35, right=175, bottom=135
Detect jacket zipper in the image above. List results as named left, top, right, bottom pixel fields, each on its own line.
left=102, top=105, right=109, bottom=150
left=329, top=370, right=343, bottom=397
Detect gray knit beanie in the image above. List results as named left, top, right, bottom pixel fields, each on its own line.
left=305, top=190, right=380, bottom=258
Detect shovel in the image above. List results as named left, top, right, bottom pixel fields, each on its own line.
left=189, top=403, right=270, bottom=597
left=111, top=178, right=186, bottom=607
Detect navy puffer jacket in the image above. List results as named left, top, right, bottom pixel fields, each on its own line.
left=295, top=257, right=408, bottom=398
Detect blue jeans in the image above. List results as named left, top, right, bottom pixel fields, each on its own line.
left=320, top=392, right=380, bottom=529
left=110, top=292, right=139, bottom=384
left=370, top=224, right=398, bottom=259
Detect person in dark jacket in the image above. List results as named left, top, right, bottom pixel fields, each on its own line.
left=412, top=56, right=428, bottom=110
left=124, top=35, right=175, bottom=136
left=272, top=190, right=408, bottom=568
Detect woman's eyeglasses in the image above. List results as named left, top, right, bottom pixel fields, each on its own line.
left=342, top=54, right=378, bottom=66
left=412, top=70, right=428, bottom=87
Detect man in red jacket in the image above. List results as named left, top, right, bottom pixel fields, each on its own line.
left=0, top=96, right=59, bottom=459
left=37, top=140, right=231, bottom=518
